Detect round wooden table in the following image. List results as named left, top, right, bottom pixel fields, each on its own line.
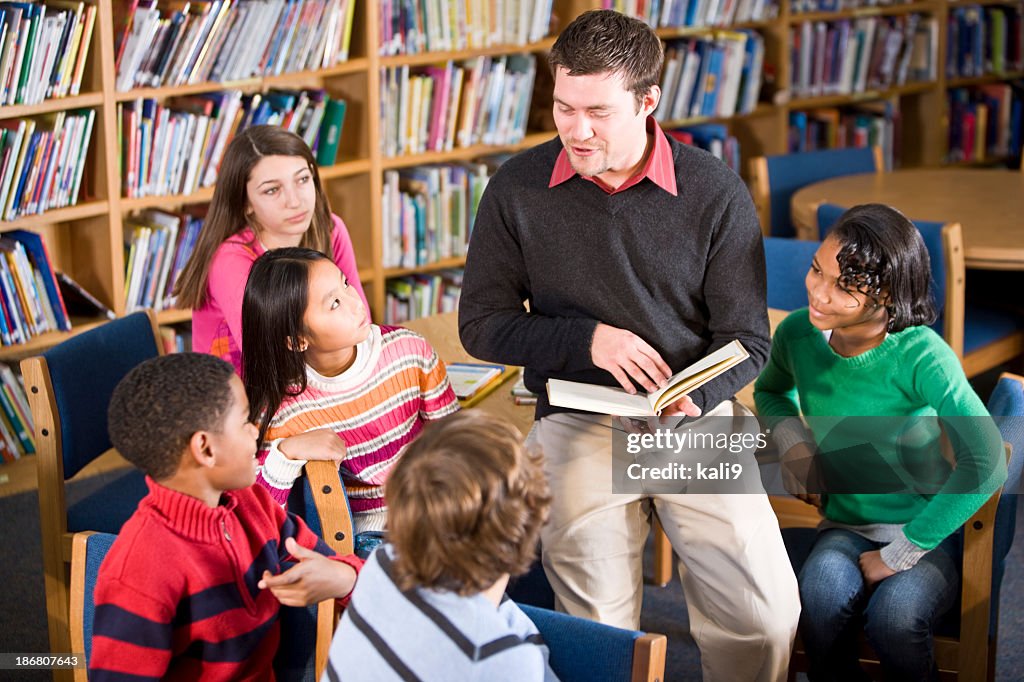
left=791, top=168, right=1024, bottom=270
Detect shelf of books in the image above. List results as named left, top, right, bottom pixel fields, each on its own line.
left=1, top=0, right=1021, bottom=395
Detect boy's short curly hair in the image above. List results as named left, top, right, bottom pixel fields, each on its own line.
left=386, top=411, right=551, bottom=596
left=107, top=353, right=236, bottom=480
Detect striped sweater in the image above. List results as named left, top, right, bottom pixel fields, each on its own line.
left=89, top=478, right=363, bottom=682
left=326, top=544, right=558, bottom=682
left=257, top=325, right=459, bottom=531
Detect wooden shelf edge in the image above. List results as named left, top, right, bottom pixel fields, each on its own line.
left=660, top=103, right=777, bottom=128
left=112, top=58, right=372, bottom=102
left=0, top=318, right=110, bottom=362
left=0, top=93, right=105, bottom=121
left=155, top=308, right=192, bottom=324
left=788, top=1, right=939, bottom=23
left=948, top=72, right=1024, bottom=88
left=381, top=131, right=554, bottom=169
left=383, top=257, right=467, bottom=278
left=0, top=200, right=109, bottom=230
left=319, top=158, right=373, bottom=178
left=378, top=37, right=558, bottom=68
left=787, top=80, right=935, bottom=108
left=655, top=20, right=773, bottom=39
left=121, top=186, right=216, bottom=211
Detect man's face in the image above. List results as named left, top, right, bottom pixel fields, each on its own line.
left=552, top=67, right=657, bottom=185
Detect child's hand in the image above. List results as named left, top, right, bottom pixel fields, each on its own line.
left=258, top=537, right=358, bottom=607
left=858, top=549, right=896, bottom=586
left=279, top=429, right=347, bottom=462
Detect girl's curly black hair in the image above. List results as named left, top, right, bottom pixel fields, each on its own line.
left=827, top=203, right=938, bottom=333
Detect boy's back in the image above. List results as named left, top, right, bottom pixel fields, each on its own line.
left=333, top=544, right=555, bottom=682
left=324, top=410, right=557, bottom=681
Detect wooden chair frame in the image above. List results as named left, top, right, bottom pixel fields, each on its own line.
left=305, top=460, right=355, bottom=679
left=24, top=309, right=162, bottom=676
left=630, top=632, right=668, bottom=682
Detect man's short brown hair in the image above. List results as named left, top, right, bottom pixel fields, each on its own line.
left=386, top=411, right=551, bottom=595
left=548, top=9, right=664, bottom=111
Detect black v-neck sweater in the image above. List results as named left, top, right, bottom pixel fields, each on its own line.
left=459, top=134, right=771, bottom=420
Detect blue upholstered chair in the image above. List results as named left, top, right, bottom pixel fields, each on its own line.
left=21, top=310, right=162, bottom=659
left=763, top=236, right=821, bottom=311
left=70, top=531, right=337, bottom=682
left=816, top=203, right=1024, bottom=378
left=519, top=603, right=667, bottom=682
left=749, top=146, right=881, bottom=237
left=782, top=373, right=1024, bottom=681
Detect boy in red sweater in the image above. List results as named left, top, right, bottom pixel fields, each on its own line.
left=89, top=352, right=362, bottom=681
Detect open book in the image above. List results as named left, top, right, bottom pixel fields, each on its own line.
left=546, top=340, right=749, bottom=417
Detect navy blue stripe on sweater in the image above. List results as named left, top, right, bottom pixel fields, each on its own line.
left=279, top=514, right=335, bottom=559
left=93, top=604, right=172, bottom=649
left=180, top=613, right=277, bottom=663
left=375, top=548, right=540, bottom=661
left=173, top=582, right=243, bottom=624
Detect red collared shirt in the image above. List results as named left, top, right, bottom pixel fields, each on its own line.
left=548, top=116, right=678, bottom=196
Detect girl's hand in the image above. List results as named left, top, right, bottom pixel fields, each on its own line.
left=258, top=538, right=357, bottom=606
left=279, top=429, right=347, bottom=462
left=858, top=549, right=896, bottom=585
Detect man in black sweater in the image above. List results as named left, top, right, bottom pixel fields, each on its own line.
left=459, top=10, right=799, bottom=681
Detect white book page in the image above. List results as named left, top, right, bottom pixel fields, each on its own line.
left=546, top=379, right=654, bottom=417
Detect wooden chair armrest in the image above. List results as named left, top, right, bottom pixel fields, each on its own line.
left=314, top=597, right=339, bottom=680
left=306, top=461, right=355, bottom=557
left=956, top=441, right=1009, bottom=680
left=631, top=633, right=667, bottom=682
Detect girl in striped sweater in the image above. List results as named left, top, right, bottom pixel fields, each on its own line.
left=242, top=247, right=459, bottom=543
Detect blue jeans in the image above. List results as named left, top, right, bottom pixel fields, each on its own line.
left=798, top=528, right=960, bottom=681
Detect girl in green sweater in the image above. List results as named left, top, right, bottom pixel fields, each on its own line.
left=754, top=203, right=1006, bottom=681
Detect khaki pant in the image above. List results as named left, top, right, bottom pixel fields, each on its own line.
left=528, top=402, right=800, bottom=682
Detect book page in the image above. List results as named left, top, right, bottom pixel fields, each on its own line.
left=649, top=339, right=749, bottom=414
left=546, top=379, right=655, bottom=417
left=446, top=362, right=504, bottom=399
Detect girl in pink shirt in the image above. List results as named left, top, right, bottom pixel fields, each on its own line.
left=174, top=125, right=368, bottom=372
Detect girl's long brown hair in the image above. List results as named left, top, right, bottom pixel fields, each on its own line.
left=173, top=125, right=334, bottom=310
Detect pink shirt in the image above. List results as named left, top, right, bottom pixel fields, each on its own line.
left=192, top=213, right=368, bottom=373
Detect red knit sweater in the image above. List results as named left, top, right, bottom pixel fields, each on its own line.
left=89, top=478, right=363, bottom=681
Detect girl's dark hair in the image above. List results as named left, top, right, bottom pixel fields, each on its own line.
left=827, top=203, right=938, bottom=333
left=242, top=247, right=331, bottom=441
left=173, top=125, right=334, bottom=310
left=548, top=9, right=664, bottom=111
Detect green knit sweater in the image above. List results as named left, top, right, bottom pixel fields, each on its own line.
left=755, top=309, right=1005, bottom=562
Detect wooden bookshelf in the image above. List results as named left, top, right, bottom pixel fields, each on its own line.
left=1, top=0, right=1019, bottom=357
